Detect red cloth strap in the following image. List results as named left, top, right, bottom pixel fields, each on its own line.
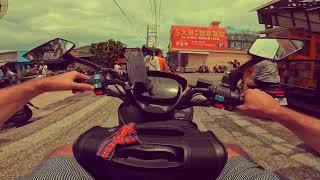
left=96, top=123, right=142, bottom=160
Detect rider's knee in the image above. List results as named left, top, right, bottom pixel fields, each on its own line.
left=46, top=145, right=74, bottom=159
left=225, top=144, right=248, bottom=159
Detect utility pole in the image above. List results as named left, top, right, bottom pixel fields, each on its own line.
left=0, top=0, right=8, bottom=19
left=146, top=25, right=159, bottom=47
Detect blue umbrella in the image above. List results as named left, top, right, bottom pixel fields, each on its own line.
left=18, top=51, right=30, bottom=63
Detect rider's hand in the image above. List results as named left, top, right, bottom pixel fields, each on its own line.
left=237, top=89, right=280, bottom=119
left=35, top=71, right=94, bottom=93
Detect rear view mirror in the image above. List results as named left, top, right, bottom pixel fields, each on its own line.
left=249, top=38, right=304, bottom=61
left=23, top=38, right=75, bottom=61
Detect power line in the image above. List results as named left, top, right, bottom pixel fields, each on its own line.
left=154, top=0, right=157, bottom=26
left=149, top=0, right=155, bottom=25
left=112, top=0, right=135, bottom=27
left=147, top=0, right=162, bottom=47
left=158, top=0, right=162, bottom=46
left=158, top=0, right=161, bottom=25
left=112, top=0, right=144, bottom=42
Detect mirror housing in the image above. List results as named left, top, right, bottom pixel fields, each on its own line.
left=23, top=38, right=75, bottom=61
left=249, top=38, right=304, bottom=61
left=133, top=71, right=187, bottom=114
left=134, top=71, right=187, bottom=104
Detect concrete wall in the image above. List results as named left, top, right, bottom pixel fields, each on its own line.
left=206, top=52, right=251, bottom=67
left=186, top=51, right=251, bottom=69
left=187, top=54, right=207, bottom=67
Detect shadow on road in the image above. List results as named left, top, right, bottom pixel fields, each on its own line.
left=0, top=138, right=11, bottom=145
left=0, top=120, right=36, bottom=133
left=296, top=143, right=320, bottom=157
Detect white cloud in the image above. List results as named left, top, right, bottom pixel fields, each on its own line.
left=0, top=0, right=269, bottom=51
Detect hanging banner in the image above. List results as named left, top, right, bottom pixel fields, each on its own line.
left=170, top=25, right=227, bottom=50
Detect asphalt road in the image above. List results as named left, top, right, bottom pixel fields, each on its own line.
left=0, top=73, right=320, bottom=180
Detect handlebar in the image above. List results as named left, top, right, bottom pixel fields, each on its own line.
left=178, top=86, right=244, bottom=110
left=84, top=73, right=245, bottom=111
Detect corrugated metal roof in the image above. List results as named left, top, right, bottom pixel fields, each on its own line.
left=74, top=46, right=90, bottom=52
left=250, top=0, right=281, bottom=12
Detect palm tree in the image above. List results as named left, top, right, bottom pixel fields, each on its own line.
left=0, top=0, right=8, bottom=19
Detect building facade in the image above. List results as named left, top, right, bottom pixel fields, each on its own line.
left=168, top=21, right=256, bottom=72
left=226, top=27, right=259, bottom=51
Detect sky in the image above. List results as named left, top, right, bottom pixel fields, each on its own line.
left=0, top=0, right=270, bottom=52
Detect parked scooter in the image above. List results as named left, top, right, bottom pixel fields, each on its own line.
left=2, top=102, right=39, bottom=129
left=0, top=74, right=40, bottom=130
left=221, top=38, right=304, bottom=106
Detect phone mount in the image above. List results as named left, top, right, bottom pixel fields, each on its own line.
left=126, top=50, right=148, bottom=85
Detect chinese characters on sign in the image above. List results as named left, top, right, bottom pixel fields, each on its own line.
left=171, top=25, right=228, bottom=50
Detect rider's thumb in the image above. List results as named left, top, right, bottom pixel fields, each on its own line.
left=236, top=105, right=248, bottom=112
left=73, top=83, right=94, bottom=91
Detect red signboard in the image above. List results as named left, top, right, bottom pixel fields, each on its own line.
left=170, top=25, right=227, bottom=51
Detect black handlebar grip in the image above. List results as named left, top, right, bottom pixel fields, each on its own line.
left=215, top=86, right=244, bottom=107
left=229, top=92, right=245, bottom=107
left=74, top=79, right=91, bottom=84
left=72, top=79, right=94, bottom=94
left=237, top=96, right=245, bottom=106
left=85, top=79, right=94, bottom=85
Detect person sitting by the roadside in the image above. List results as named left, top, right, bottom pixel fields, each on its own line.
left=38, top=64, right=48, bottom=76
left=243, top=59, right=280, bottom=91
left=42, top=65, right=48, bottom=76
left=233, top=60, right=240, bottom=68
left=0, top=66, right=5, bottom=80
left=38, top=64, right=44, bottom=77
left=213, top=65, right=219, bottom=73
left=1, top=72, right=319, bottom=179
left=2, top=65, right=18, bottom=85
left=227, top=60, right=234, bottom=70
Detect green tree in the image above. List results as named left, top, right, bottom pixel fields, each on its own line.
left=90, top=39, right=126, bottom=68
